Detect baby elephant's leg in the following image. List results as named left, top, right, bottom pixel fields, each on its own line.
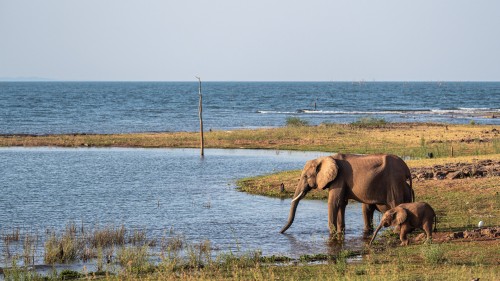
left=393, top=225, right=401, bottom=234
left=399, top=224, right=410, bottom=246
left=422, top=220, right=434, bottom=243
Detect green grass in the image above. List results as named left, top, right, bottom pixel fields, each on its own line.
left=421, top=244, right=446, bottom=265
left=415, top=177, right=499, bottom=230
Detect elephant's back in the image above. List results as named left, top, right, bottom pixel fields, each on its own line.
left=399, top=202, right=436, bottom=217
left=346, top=154, right=406, bottom=181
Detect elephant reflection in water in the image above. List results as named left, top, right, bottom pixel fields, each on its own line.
left=280, top=153, right=414, bottom=237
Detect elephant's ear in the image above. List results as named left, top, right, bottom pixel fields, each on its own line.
left=393, top=207, right=408, bottom=225
left=316, top=156, right=338, bottom=190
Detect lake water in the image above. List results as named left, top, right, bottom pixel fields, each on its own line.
left=1, top=81, right=499, bottom=135
left=0, top=148, right=368, bottom=268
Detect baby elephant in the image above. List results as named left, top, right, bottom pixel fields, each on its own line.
left=370, top=202, right=436, bottom=246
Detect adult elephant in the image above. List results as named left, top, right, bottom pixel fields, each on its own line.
left=280, top=153, right=414, bottom=235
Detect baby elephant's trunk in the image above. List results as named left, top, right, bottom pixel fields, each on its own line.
left=369, top=223, right=384, bottom=245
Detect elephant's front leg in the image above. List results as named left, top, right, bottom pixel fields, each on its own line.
left=337, top=201, right=347, bottom=235
left=327, top=190, right=338, bottom=234
left=399, top=224, right=410, bottom=246
left=327, top=188, right=344, bottom=235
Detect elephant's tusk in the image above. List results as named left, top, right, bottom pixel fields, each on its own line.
left=291, top=191, right=304, bottom=203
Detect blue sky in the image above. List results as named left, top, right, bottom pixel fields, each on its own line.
left=1, top=0, right=499, bottom=81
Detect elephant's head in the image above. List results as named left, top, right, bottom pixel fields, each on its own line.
left=369, top=207, right=407, bottom=245
left=280, top=156, right=338, bottom=233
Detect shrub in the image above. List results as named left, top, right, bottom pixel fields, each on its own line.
left=44, top=230, right=79, bottom=264
left=23, top=234, right=37, bottom=266
left=350, top=117, right=387, bottom=128
left=187, top=240, right=212, bottom=268
left=90, top=225, right=126, bottom=248
left=117, top=245, right=151, bottom=273
left=334, top=250, right=350, bottom=275
left=59, top=270, right=82, bottom=280
left=285, top=117, right=309, bottom=127
left=421, top=244, right=445, bottom=265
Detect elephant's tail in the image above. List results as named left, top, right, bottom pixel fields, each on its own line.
left=433, top=214, right=438, bottom=233
left=407, top=172, right=415, bottom=202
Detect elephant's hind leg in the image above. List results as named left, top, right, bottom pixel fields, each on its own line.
left=362, top=204, right=389, bottom=237
left=423, top=221, right=433, bottom=243
left=362, top=204, right=376, bottom=234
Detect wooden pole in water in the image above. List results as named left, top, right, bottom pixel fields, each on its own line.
left=196, top=76, right=204, bottom=157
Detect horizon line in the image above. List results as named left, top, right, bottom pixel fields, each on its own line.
left=1, top=79, right=500, bottom=83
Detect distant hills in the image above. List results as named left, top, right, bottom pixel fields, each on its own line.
left=0, top=77, right=53, bottom=81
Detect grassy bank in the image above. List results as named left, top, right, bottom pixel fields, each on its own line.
left=4, top=225, right=499, bottom=280
left=237, top=163, right=500, bottom=229
left=2, top=122, right=499, bottom=280
left=234, top=154, right=500, bottom=280
left=1, top=123, right=499, bottom=158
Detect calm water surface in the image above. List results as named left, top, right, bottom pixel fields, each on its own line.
left=0, top=148, right=367, bottom=267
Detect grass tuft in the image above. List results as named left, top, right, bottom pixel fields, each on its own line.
left=350, top=116, right=388, bottom=128
left=285, top=117, right=309, bottom=127
left=421, top=244, right=446, bottom=265
left=90, top=225, right=126, bottom=248
left=3, top=228, right=21, bottom=243
left=43, top=229, right=79, bottom=264
left=117, top=245, right=151, bottom=274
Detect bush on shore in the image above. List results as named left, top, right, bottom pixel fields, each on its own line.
left=285, top=117, right=309, bottom=127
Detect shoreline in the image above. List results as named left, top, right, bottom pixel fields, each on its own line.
left=1, top=122, right=498, bottom=157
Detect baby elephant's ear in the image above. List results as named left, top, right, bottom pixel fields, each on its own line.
left=394, top=207, right=408, bottom=225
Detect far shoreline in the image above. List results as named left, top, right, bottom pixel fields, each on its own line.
left=0, top=122, right=498, bottom=158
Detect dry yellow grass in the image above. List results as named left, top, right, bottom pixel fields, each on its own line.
left=1, top=123, right=498, bottom=158
left=406, top=153, right=500, bottom=167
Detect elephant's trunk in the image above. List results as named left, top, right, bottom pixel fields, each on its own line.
left=279, top=198, right=300, bottom=233
left=280, top=182, right=308, bottom=234
left=369, top=223, right=384, bottom=245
